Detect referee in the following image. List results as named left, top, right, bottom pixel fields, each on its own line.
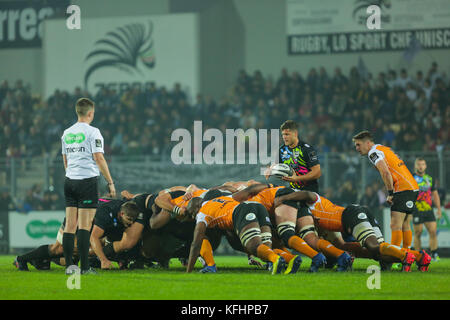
left=61, top=98, right=116, bottom=275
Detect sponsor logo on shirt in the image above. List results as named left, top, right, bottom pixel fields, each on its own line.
left=66, top=147, right=86, bottom=153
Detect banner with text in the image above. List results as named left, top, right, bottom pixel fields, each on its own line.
left=0, top=0, right=69, bottom=49
left=9, top=211, right=64, bottom=248
left=287, top=0, right=450, bottom=54
left=42, top=14, right=200, bottom=99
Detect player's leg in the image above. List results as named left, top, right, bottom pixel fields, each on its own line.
left=234, top=203, right=284, bottom=274
left=63, top=206, right=78, bottom=269
left=402, top=214, right=413, bottom=249
left=77, top=208, right=96, bottom=272
left=425, top=220, right=439, bottom=260
left=413, top=222, right=423, bottom=251
left=390, top=210, right=406, bottom=246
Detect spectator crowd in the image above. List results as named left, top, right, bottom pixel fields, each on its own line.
left=0, top=62, right=448, bottom=211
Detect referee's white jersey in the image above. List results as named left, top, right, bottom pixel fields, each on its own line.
left=61, top=122, right=104, bottom=180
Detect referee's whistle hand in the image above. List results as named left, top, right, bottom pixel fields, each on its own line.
left=108, top=185, right=116, bottom=198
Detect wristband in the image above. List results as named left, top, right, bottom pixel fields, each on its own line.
left=267, top=183, right=273, bottom=188
left=388, top=190, right=394, bottom=196
left=171, top=206, right=181, bottom=219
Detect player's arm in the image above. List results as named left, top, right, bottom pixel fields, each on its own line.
left=90, top=225, right=111, bottom=268
left=113, top=222, right=144, bottom=252
left=158, top=186, right=187, bottom=196
left=282, top=164, right=321, bottom=183
left=93, top=152, right=116, bottom=197
left=432, top=190, right=442, bottom=219
left=62, top=154, right=68, bottom=171
left=149, top=209, right=173, bottom=229
left=186, top=221, right=207, bottom=273
left=374, top=159, right=395, bottom=203
left=273, top=190, right=317, bottom=207
left=232, top=183, right=272, bottom=202
left=154, top=192, right=186, bottom=217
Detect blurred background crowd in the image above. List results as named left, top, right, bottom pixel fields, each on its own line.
left=1, top=62, right=448, bottom=212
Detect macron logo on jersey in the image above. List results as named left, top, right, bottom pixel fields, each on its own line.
left=65, top=146, right=86, bottom=153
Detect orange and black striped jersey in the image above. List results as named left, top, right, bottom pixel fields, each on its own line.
left=249, top=186, right=285, bottom=216
left=195, top=195, right=239, bottom=230
left=170, top=189, right=208, bottom=208
left=368, top=144, right=419, bottom=193
left=308, top=193, right=345, bottom=232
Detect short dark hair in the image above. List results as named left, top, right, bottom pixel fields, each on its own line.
left=352, top=130, right=374, bottom=142
left=415, top=157, right=426, bottom=163
left=280, top=120, right=298, bottom=132
left=75, top=98, right=95, bottom=117
left=120, top=201, right=140, bottom=221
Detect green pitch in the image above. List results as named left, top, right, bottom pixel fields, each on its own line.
left=1, top=255, right=450, bottom=300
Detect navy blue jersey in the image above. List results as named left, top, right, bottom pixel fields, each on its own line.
left=279, top=140, right=320, bottom=192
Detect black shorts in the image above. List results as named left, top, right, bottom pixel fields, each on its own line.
left=391, top=190, right=418, bottom=214
left=64, top=176, right=98, bottom=209
left=274, top=188, right=299, bottom=209
left=341, top=205, right=376, bottom=245
left=232, top=202, right=272, bottom=235
left=413, top=210, right=436, bottom=224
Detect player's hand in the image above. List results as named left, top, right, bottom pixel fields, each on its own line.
left=386, top=195, right=394, bottom=206
left=436, top=208, right=442, bottom=220
left=108, top=183, right=116, bottom=198
left=264, top=166, right=272, bottom=180
left=183, top=192, right=194, bottom=201
left=101, top=258, right=112, bottom=269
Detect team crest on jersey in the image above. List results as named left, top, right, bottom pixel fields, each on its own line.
left=369, top=152, right=379, bottom=162
left=138, top=213, right=143, bottom=220
left=95, top=139, right=102, bottom=148
left=245, top=213, right=256, bottom=221
left=293, top=150, right=300, bottom=158
left=358, top=212, right=367, bottom=220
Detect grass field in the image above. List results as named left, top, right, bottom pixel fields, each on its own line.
left=1, top=255, right=450, bottom=300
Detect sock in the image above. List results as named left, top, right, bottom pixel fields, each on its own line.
left=379, top=242, right=406, bottom=261
left=200, top=239, right=215, bottom=266
left=317, top=239, right=345, bottom=258
left=287, top=236, right=318, bottom=258
left=76, top=229, right=91, bottom=271
left=391, top=230, right=403, bottom=247
left=256, top=244, right=279, bottom=263
left=401, top=248, right=423, bottom=261
left=62, top=233, right=75, bottom=266
left=273, top=248, right=295, bottom=263
left=341, top=242, right=370, bottom=258
left=18, top=245, right=51, bottom=262
left=402, top=230, right=412, bottom=249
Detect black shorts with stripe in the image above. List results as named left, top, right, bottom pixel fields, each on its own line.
left=64, top=176, right=98, bottom=209
left=391, top=190, right=419, bottom=214
left=413, top=210, right=436, bottom=224
left=232, top=202, right=272, bottom=235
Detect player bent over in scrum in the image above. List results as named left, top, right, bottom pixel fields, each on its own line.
left=234, top=184, right=354, bottom=272
left=274, top=190, right=431, bottom=272
left=185, top=193, right=286, bottom=274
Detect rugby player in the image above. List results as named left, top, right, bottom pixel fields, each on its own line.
left=353, top=131, right=419, bottom=250
left=274, top=190, right=432, bottom=271
left=90, top=200, right=141, bottom=269
left=266, top=120, right=321, bottom=192
left=185, top=185, right=287, bottom=274
left=233, top=184, right=352, bottom=272
left=412, top=158, right=442, bottom=261
left=124, top=186, right=222, bottom=272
